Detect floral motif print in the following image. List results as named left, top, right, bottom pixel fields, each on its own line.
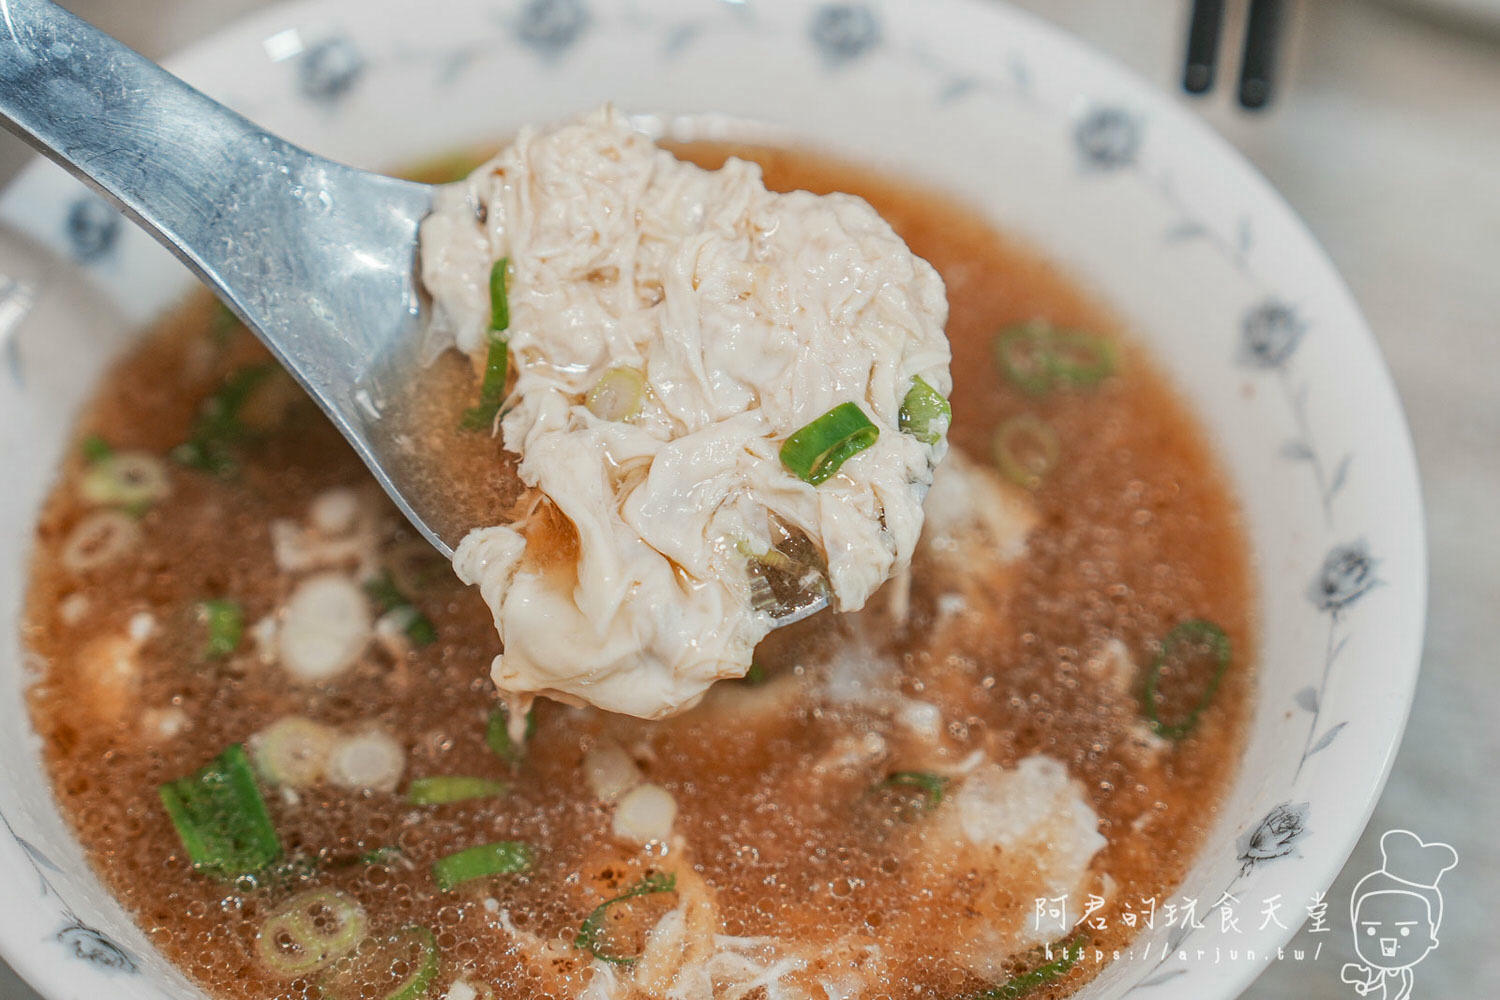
left=297, top=37, right=365, bottom=102
left=55, top=923, right=137, bottom=973
left=1239, top=300, right=1304, bottom=369
left=516, top=0, right=590, bottom=55
left=809, top=4, right=880, bottom=62
left=0, top=808, right=139, bottom=977
left=1237, top=802, right=1310, bottom=875
left=1074, top=106, right=1140, bottom=170
left=63, top=196, right=120, bottom=264
left=1235, top=298, right=1350, bottom=523
left=1310, top=540, right=1379, bottom=612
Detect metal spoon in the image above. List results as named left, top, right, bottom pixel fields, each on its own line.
left=0, top=0, right=833, bottom=625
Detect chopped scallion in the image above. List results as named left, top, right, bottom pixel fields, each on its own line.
left=585, top=367, right=646, bottom=422
left=1142, top=619, right=1231, bottom=740
left=354, top=846, right=404, bottom=867
left=975, top=935, right=1086, bottom=999
left=994, top=323, right=1056, bottom=395
left=486, top=706, right=537, bottom=764
left=1046, top=329, right=1116, bottom=386
left=741, top=661, right=768, bottom=686
left=158, top=744, right=282, bottom=880
left=880, top=771, right=950, bottom=814
left=199, top=598, right=244, bottom=659
left=993, top=414, right=1060, bottom=491
left=780, top=402, right=879, bottom=485
left=253, top=888, right=367, bottom=977
left=317, top=925, right=438, bottom=1000
left=80, top=434, right=113, bottom=464
left=460, top=334, right=510, bottom=432
left=431, top=840, right=533, bottom=892
left=79, top=451, right=171, bottom=514
left=407, top=776, right=509, bottom=805
left=460, top=258, right=513, bottom=431
left=898, top=376, right=951, bottom=445
left=364, top=572, right=437, bottom=646
left=171, top=364, right=274, bottom=478
left=488, top=257, right=511, bottom=332
left=574, top=872, right=677, bottom=965
left=993, top=321, right=1116, bottom=395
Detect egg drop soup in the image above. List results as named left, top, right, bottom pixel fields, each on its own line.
left=23, top=142, right=1254, bottom=1000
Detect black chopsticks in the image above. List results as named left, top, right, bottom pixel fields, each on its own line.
left=1182, top=0, right=1283, bottom=111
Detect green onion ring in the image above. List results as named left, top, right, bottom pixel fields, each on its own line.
left=993, top=414, right=1060, bottom=491
left=199, top=598, right=244, bottom=659
left=780, top=402, right=880, bottom=485
left=574, top=872, right=677, bottom=965
left=317, top=925, right=438, bottom=1000
left=879, top=771, right=950, bottom=814
left=407, top=776, right=509, bottom=805
left=431, top=840, right=533, bottom=892
left=898, top=375, right=952, bottom=445
left=1142, top=619, right=1232, bottom=740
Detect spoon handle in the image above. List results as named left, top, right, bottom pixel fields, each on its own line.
left=0, top=0, right=430, bottom=402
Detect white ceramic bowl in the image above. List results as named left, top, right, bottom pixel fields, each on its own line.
left=0, top=1, right=1425, bottom=998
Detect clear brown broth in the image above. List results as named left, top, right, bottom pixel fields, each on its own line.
left=23, top=142, right=1254, bottom=999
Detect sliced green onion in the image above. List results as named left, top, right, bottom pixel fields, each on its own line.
left=457, top=258, right=512, bottom=432
left=994, top=323, right=1056, bottom=395
left=80, top=434, right=114, bottom=464
left=250, top=716, right=338, bottom=788
left=158, top=744, right=282, bottom=880
left=880, top=771, right=950, bottom=814
left=485, top=706, right=537, bottom=764
left=198, top=598, right=244, bottom=658
left=80, top=451, right=171, bottom=513
left=488, top=257, right=511, bottom=332
left=585, top=367, right=646, bottom=422
left=1046, top=330, right=1116, bottom=386
left=993, top=414, right=1060, bottom=491
left=407, top=776, right=509, bottom=805
left=317, top=925, right=438, bottom=1000
left=1142, top=619, right=1232, bottom=740
left=254, top=888, right=367, bottom=977
left=171, top=364, right=274, bottom=478
left=460, top=333, right=509, bottom=432
left=780, top=403, right=879, bottom=485
left=210, top=300, right=241, bottom=344
left=994, top=321, right=1116, bottom=395
left=353, top=846, right=404, bottom=868
left=364, top=572, right=437, bottom=647
left=432, top=840, right=533, bottom=892
left=898, top=376, right=952, bottom=445
left=741, top=661, right=768, bottom=686
left=574, top=872, right=677, bottom=965
left=976, top=935, right=1086, bottom=999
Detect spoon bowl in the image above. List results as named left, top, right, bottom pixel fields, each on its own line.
left=0, top=0, right=833, bottom=624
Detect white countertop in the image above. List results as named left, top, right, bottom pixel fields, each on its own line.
left=2, top=1, right=1495, bottom=997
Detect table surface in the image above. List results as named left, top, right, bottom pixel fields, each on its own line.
left=2, top=1, right=1496, bottom=997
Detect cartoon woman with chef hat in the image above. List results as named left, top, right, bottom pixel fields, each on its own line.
left=1340, top=829, right=1457, bottom=1000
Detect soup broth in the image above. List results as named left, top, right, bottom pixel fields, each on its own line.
left=23, top=143, right=1253, bottom=1000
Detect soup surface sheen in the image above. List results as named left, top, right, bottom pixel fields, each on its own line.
left=23, top=142, right=1253, bottom=1000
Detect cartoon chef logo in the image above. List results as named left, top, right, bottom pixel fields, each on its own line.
left=1340, top=829, right=1457, bottom=1000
